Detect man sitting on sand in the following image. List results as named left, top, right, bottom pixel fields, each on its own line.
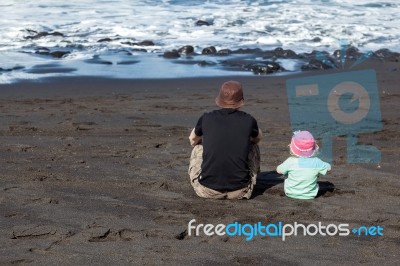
left=188, top=81, right=262, bottom=199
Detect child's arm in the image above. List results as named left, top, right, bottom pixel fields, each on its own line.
left=326, top=162, right=331, bottom=172
left=276, top=158, right=290, bottom=175
left=318, top=161, right=331, bottom=175
left=276, top=165, right=283, bottom=174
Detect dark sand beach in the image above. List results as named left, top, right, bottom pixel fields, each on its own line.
left=0, top=60, right=399, bottom=265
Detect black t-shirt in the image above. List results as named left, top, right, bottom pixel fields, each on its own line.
left=194, top=108, right=259, bottom=191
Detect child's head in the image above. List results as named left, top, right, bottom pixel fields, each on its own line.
left=289, top=130, right=319, bottom=157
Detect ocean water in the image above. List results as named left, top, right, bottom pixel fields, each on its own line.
left=0, top=0, right=399, bottom=83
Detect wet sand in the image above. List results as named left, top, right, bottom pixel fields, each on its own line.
left=0, top=60, right=399, bottom=265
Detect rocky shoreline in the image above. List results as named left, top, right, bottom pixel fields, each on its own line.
left=1, top=28, right=399, bottom=79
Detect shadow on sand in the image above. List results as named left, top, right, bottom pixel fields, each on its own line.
left=252, top=171, right=335, bottom=199
left=252, top=171, right=284, bottom=198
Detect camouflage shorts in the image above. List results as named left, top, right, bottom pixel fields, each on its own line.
left=188, top=144, right=260, bottom=199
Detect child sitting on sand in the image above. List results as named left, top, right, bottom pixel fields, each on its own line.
left=276, top=130, right=331, bottom=200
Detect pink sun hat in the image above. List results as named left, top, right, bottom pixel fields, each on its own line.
left=289, top=131, right=319, bottom=157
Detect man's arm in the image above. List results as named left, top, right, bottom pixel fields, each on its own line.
left=189, top=128, right=202, bottom=147
left=251, top=128, right=262, bottom=144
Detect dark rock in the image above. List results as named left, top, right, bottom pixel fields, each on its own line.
left=98, top=38, right=113, bottom=42
left=301, top=59, right=334, bottom=71
left=247, top=48, right=297, bottom=59
left=137, top=40, right=155, bottom=46
left=168, top=60, right=215, bottom=66
left=25, top=31, right=64, bottom=39
left=163, top=50, right=180, bottom=59
left=374, top=48, right=392, bottom=57
left=121, top=41, right=135, bottom=46
left=333, top=46, right=362, bottom=60
left=346, top=46, right=362, bottom=59
left=312, top=37, right=322, bottom=42
left=374, top=49, right=400, bottom=62
left=300, top=50, right=330, bottom=59
left=49, top=51, right=70, bottom=58
left=35, top=48, right=70, bottom=58
left=273, top=47, right=298, bottom=58
left=51, top=31, right=64, bottom=37
left=217, top=49, right=232, bottom=55
left=122, top=40, right=155, bottom=46
left=195, top=20, right=211, bottom=26
left=202, top=46, right=217, bottom=55
left=318, top=57, right=337, bottom=68
left=246, top=62, right=282, bottom=74
left=25, top=32, right=49, bottom=39
left=232, top=48, right=263, bottom=54
left=178, top=45, right=194, bottom=54
left=299, top=50, right=337, bottom=67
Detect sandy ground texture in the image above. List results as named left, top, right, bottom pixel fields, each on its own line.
left=0, top=61, right=399, bottom=265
